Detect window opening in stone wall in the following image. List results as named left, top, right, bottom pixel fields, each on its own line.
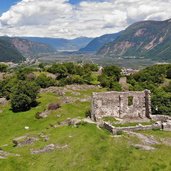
left=128, top=96, right=133, bottom=106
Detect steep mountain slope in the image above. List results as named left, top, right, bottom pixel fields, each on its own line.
left=98, top=19, right=171, bottom=60
left=23, top=37, right=93, bottom=51
left=79, top=32, right=120, bottom=52
left=5, top=37, right=55, bottom=57
left=0, top=38, right=24, bottom=62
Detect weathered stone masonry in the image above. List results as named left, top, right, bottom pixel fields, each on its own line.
left=91, top=90, right=151, bottom=121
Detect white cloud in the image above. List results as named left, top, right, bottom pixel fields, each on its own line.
left=0, top=0, right=171, bottom=38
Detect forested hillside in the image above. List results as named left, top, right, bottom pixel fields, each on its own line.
left=0, top=38, right=24, bottom=62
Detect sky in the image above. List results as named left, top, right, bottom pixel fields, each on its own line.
left=0, top=0, right=171, bottom=38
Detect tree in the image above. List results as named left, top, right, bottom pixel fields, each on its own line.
left=103, top=65, right=121, bottom=81
left=47, top=64, right=67, bottom=78
left=1, top=77, right=18, bottom=99
left=36, top=74, right=55, bottom=88
left=83, top=63, right=99, bottom=72
left=0, top=63, right=8, bottom=72
left=65, top=75, right=84, bottom=84
left=98, top=74, right=110, bottom=88
left=166, top=68, right=171, bottom=79
left=11, top=93, right=32, bottom=112
left=110, top=82, right=122, bottom=91
left=39, top=63, right=46, bottom=71
left=11, top=81, right=40, bottom=112
left=16, top=67, right=35, bottom=80
left=151, top=88, right=171, bottom=115
left=164, top=81, right=171, bottom=92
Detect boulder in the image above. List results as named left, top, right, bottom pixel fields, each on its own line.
left=48, top=103, right=61, bottom=110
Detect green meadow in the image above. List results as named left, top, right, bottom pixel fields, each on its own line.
left=0, top=87, right=171, bottom=171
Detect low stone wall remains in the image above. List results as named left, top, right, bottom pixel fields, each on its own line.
left=103, top=122, right=161, bottom=135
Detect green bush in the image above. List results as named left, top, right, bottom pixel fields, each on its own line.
left=166, top=68, right=171, bottom=79
left=103, top=65, right=121, bottom=81
left=0, top=63, right=8, bottom=72
left=11, top=93, right=32, bottom=112
left=10, top=81, right=40, bottom=112
left=36, top=74, right=55, bottom=88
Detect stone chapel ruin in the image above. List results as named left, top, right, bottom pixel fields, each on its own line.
left=91, top=90, right=151, bottom=121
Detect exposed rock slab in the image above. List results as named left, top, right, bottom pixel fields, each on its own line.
left=36, top=110, right=51, bottom=119
left=0, top=150, right=20, bottom=159
left=13, top=135, right=39, bottom=147
left=133, top=144, right=156, bottom=151
left=31, top=144, right=68, bottom=154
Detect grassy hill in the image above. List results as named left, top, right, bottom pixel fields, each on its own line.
left=0, top=85, right=171, bottom=171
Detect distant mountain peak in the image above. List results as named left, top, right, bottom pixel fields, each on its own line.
left=79, top=32, right=121, bottom=53
left=98, top=18, right=171, bottom=61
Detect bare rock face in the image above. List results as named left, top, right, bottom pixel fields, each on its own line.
left=13, top=135, right=39, bottom=147
left=98, top=19, right=171, bottom=60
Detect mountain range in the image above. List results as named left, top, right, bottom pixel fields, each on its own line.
left=1, top=18, right=171, bottom=63
left=0, top=36, right=57, bottom=62
left=98, top=19, right=171, bottom=61
left=79, top=32, right=120, bottom=52
left=23, top=37, right=93, bottom=51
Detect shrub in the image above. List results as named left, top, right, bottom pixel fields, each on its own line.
left=103, top=65, right=121, bottom=81
left=116, top=130, right=123, bottom=135
left=16, top=67, right=36, bottom=80
left=10, top=81, right=40, bottom=112
left=166, top=68, right=171, bottom=79
left=11, top=93, right=32, bottom=112
left=0, top=63, right=8, bottom=72
left=48, top=103, right=61, bottom=110
left=36, top=74, right=55, bottom=88
left=85, top=109, right=91, bottom=118
left=65, top=75, right=84, bottom=85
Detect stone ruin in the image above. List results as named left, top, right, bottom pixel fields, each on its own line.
left=91, top=90, right=151, bottom=121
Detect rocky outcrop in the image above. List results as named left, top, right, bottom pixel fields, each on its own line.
left=13, top=135, right=39, bottom=147
left=31, top=144, right=68, bottom=154
left=0, top=150, right=20, bottom=159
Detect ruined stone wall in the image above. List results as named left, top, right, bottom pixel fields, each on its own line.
left=91, top=90, right=151, bottom=121
left=102, top=122, right=161, bottom=135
